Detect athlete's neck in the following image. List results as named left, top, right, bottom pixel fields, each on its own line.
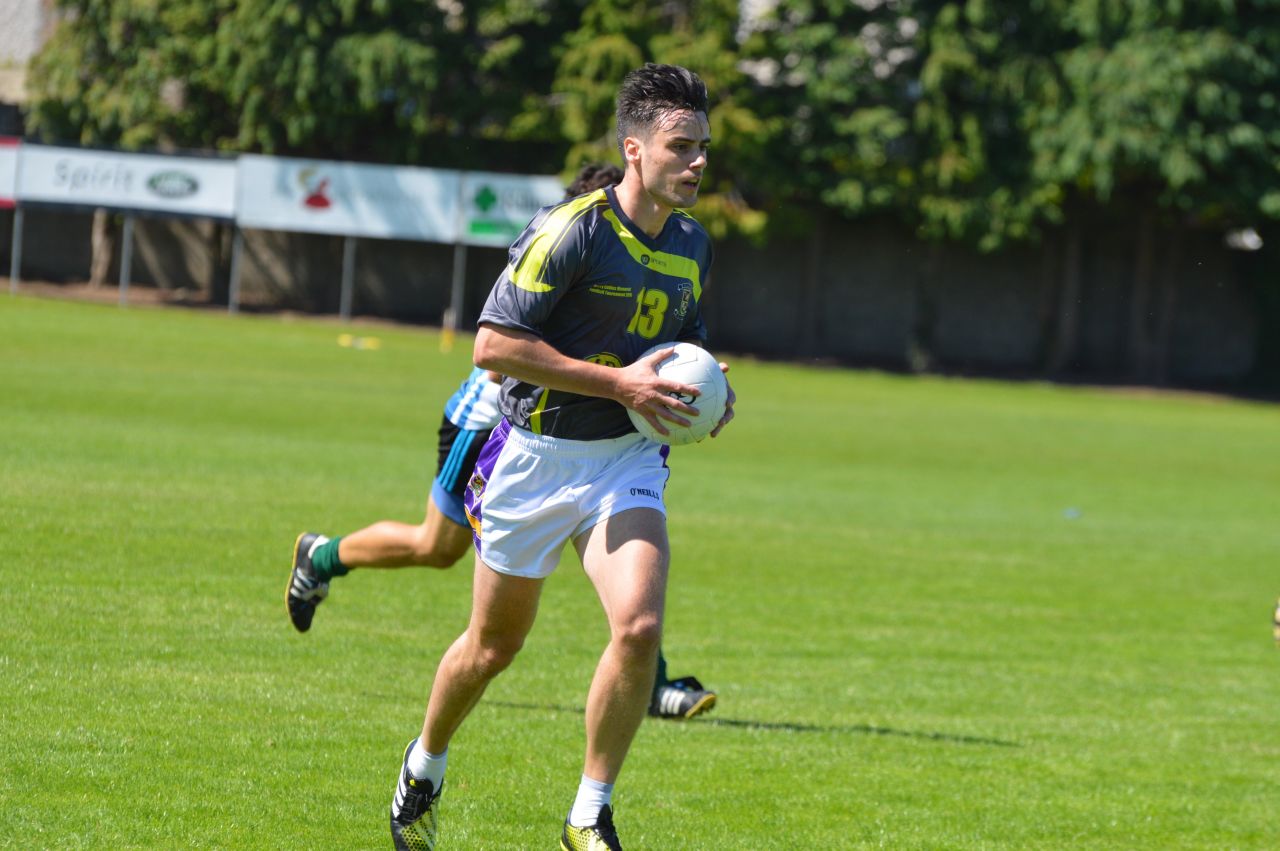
left=613, top=178, right=672, bottom=239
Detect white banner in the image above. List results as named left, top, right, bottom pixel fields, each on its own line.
left=460, top=171, right=565, bottom=247
left=15, top=144, right=237, bottom=219
left=236, top=155, right=460, bottom=241
left=0, top=137, right=17, bottom=208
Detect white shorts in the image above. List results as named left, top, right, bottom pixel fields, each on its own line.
left=463, top=420, right=670, bottom=579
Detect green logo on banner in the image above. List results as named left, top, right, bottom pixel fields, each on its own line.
left=473, top=185, right=498, bottom=213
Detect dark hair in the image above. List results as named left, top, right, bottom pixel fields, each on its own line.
left=615, top=63, right=709, bottom=156
left=564, top=163, right=624, bottom=198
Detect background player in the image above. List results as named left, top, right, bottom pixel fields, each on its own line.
left=285, top=163, right=716, bottom=722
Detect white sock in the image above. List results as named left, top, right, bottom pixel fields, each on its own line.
left=568, top=774, right=614, bottom=828
left=406, top=740, right=447, bottom=791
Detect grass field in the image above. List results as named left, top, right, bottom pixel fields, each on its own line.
left=2, top=293, right=1278, bottom=849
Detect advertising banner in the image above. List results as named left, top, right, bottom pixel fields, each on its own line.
left=15, top=144, right=237, bottom=219
left=0, top=137, right=17, bottom=208
left=460, top=171, right=565, bottom=248
left=236, top=155, right=460, bottom=242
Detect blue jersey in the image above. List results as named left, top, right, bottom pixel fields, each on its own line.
left=477, top=186, right=713, bottom=440
left=443, top=367, right=503, bottom=432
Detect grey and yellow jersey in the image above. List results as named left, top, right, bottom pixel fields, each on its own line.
left=477, top=185, right=713, bottom=440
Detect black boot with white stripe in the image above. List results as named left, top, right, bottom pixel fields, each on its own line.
left=285, top=532, right=329, bottom=632
left=648, top=675, right=716, bottom=720
left=390, top=739, right=441, bottom=851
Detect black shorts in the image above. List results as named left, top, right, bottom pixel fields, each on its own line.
left=434, top=415, right=495, bottom=502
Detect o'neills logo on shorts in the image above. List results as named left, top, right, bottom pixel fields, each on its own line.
left=630, top=487, right=661, bottom=500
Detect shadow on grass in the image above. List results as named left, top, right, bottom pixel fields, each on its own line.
left=485, top=700, right=1019, bottom=748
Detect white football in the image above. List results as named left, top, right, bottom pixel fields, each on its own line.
left=626, top=342, right=728, bottom=446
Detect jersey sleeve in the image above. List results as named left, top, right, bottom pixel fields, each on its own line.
left=478, top=201, right=594, bottom=336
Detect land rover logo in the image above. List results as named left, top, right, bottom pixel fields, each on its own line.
left=147, top=171, right=198, bottom=199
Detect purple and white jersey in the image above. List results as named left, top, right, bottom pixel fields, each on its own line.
left=477, top=185, right=713, bottom=441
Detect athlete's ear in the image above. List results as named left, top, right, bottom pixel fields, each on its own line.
left=622, top=134, right=643, bottom=168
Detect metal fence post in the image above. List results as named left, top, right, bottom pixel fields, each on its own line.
left=119, top=214, right=135, bottom=306
left=228, top=226, right=244, bottom=315
left=339, top=235, right=357, bottom=322
left=9, top=207, right=23, bottom=293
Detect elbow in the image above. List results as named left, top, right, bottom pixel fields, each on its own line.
left=473, top=327, right=494, bottom=369
left=473, top=325, right=502, bottom=371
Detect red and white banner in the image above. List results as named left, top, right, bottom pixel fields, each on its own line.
left=236, top=154, right=461, bottom=241
left=0, top=137, right=18, bottom=209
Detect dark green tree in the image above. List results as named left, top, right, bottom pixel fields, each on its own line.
left=741, top=0, right=1280, bottom=379
left=1027, top=1, right=1280, bottom=379
left=739, top=1, right=1064, bottom=249
left=217, top=0, right=585, bottom=169
left=1031, top=2, right=1280, bottom=224
left=548, top=0, right=766, bottom=238
left=26, top=0, right=237, bottom=150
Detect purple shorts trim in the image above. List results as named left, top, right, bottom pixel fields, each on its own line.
left=463, top=419, right=513, bottom=557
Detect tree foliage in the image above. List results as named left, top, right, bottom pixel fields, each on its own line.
left=26, top=0, right=237, bottom=150
left=215, top=0, right=584, bottom=168
left=23, top=0, right=1280, bottom=247
left=1031, top=1, right=1280, bottom=229
left=741, top=0, right=1280, bottom=247
left=546, top=0, right=767, bottom=237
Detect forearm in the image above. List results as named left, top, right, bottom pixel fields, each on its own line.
left=474, top=324, right=622, bottom=403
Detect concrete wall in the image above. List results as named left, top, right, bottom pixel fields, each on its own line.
left=711, top=216, right=1261, bottom=385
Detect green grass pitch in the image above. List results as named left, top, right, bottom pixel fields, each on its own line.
left=2, top=294, right=1278, bottom=848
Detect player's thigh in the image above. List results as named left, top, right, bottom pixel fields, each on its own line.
left=466, top=555, right=544, bottom=651
left=574, top=507, right=669, bottom=629
left=420, top=492, right=474, bottom=563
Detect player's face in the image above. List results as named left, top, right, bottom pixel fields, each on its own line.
left=637, top=109, right=710, bottom=209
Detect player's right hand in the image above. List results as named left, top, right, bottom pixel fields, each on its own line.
left=614, top=346, right=700, bottom=436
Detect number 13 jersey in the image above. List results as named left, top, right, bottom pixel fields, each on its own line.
left=477, top=185, right=713, bottom=441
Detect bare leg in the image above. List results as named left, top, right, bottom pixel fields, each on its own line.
left=420, top=556, right=543, bottom=752
left=337, top=494, right=474, bottom=569
left=573, top=508, right=668, bottom=783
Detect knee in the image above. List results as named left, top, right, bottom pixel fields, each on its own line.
left=468, top=635, right=524, bottom=678
left=415, top=547, right=461, bottom=569
left=410, top=528, right=466, bottom=568
left=612, top=613, right=663, bottom=658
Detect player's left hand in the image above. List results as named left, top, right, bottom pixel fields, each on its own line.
left=710, top=362, right=735, bottom=438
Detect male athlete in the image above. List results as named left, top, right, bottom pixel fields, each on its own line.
left=284, top=164, right=715, bottom=722
left=387, top=64, right=733, bottom=851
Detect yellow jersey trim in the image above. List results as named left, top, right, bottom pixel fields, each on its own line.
left=509, top=192, right=608, bottom=293
left=528, top=389, right=552, bottom=435
left=601, top=209, right=702, bottom=302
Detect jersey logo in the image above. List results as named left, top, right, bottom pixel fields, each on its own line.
left=586, top=353, right=623, bottom=368
left=674, top=281, right=693, bottom=319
